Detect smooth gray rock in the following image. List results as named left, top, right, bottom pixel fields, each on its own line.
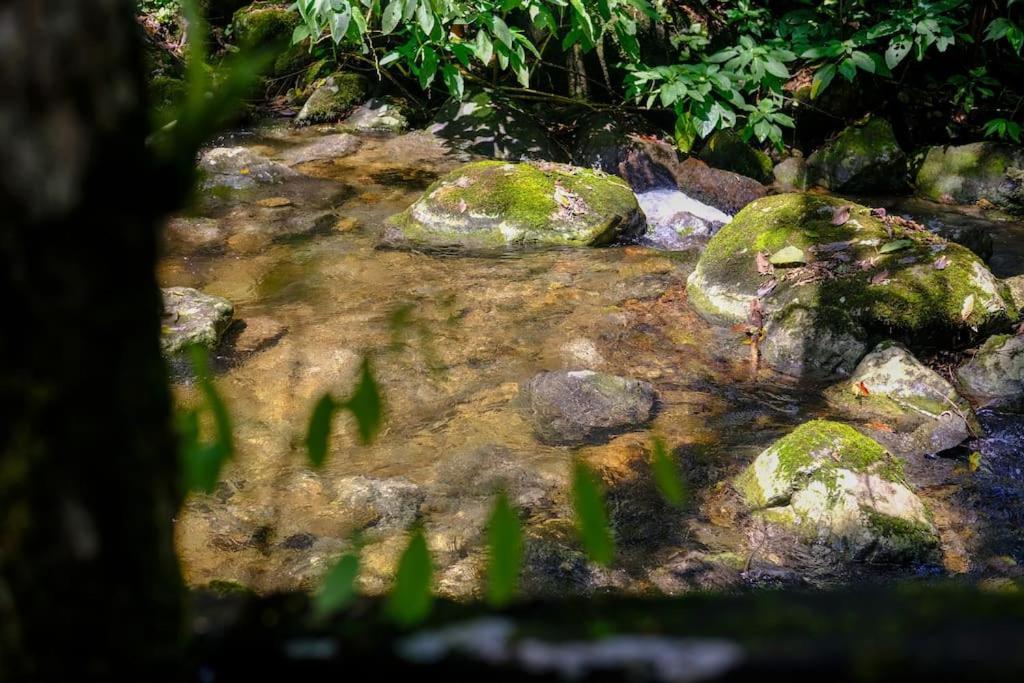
left=161, top=287, right=234, bottom=356
left=957, top=334, right=1024, bottom=400
left=199, top=147, right=296, bottom=189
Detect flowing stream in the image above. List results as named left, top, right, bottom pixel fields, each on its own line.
left=162, top=123, right=1024, bottom=596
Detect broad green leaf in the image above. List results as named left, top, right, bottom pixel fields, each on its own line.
left=571, top=461, right=614, bottom=566
left=850, top=50, right=875, bottom=73
left=493, top=16, right=513, bottom=49
left=879, top=239, right=914, bottom=254
left=313, top=551, right=360, bottom=618
left=651, top=437, right=686, bottom=507
left=765, top=59, right=789, bottom=79
left=292, top=24, right=311, bottom=45
left=306, top=393, right=337, bottom=468
left=345, top=357, right=382, bottom=445
left=387, top=528, right=433, bottom=626
left=769, top=245, right=806, bottom=266
left=486, top=492, right=523, bottom=607
left=382, top=0, right=402, bottom=35
left=416, top=2, right=435, bottom=36
left=570, top=0, right=596, bottom=42
left=810, top=63, right=836, bottom=99
left=885, top=39, right=912, bottom=69
left=475, top=30, right=494, bottom=65
left=673, top=112, right=698, bottom=154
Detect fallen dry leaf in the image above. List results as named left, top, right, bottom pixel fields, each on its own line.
left=869, top=269, right=891, bottom=285
left=870, top=207, right=887, bottom=218
left=756, top=251, right=774, bottom=275
left=832, top=205, right=852, bottom=225
left=851, top=381, right=870, bottom=397
left=934, top=255, right=951, bottom=270
left=757, top=279, right=778, bottom=298
left=960, top=293, right=976, bottom=322
left=257, top=197, right=292, bottom=208
left=866, top=420, right=894, bottom=433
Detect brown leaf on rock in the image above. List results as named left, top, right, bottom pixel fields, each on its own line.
left=869, top=269, right=891, bottom=285
left=257, top=197, right=293, bottom=208
left=757, top=278, right=778, bottom=298
left=960, top=294, right=975, bottom=322
left=831, top=205, right=852, bottom=225
left=756, top=251, right=774, bottom=275
left=934, top=255, right=951, bottom=270
left=870, top=207, right=887, bottom=219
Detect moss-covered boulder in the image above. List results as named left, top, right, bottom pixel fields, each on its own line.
left=806, top=118, right=908, bottom=193
left=230, top=2, right=309, bottom=77
left=957, top=334, right=1024, bottom=401
left=760, top=305, right=867, bottom=380
left=915, top=142, right=1024, bottom=214
left=686, top=194, right=1017, bottom=376
left=734, top=420, right=939, bottom=562
left=161, top=287, right=234, bottom=356
left=383, top=160, right=645, bottom=250
left=429, top=91, right=563, bottom=162
left=296, top=72, right=369, bottom=124
left=825, top=342, right=975, bottom=454
left=1005, top=275, right=1024, bottom=311
left=698, top=130, right=773, bottom=184
left=518, top=370, right=656, bottom=445
left=341, top=97, right=410, bottom=134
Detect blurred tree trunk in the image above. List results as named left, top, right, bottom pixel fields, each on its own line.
left=0, top=1, right=182, bottom=679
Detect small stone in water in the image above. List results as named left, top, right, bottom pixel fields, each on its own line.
left=257, top=197, right=293, bottom=208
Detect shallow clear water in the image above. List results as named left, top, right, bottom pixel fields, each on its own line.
left=162, top=124, right=1024, bottom=597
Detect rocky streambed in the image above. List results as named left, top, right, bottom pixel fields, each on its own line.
left=161, top=115, right=1024, bottom=600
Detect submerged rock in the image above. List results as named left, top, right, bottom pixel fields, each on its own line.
left=330, top=476, right=424, bottom=540
left=734, top=420, right=939, bottom=562
left=915, top=142, right=1024, bottom=214
left=518, top=370, right=656, bottom=445
left=277, top=133, right=361, bottom=165
left=430, top=91, right=562, bottom=161
left=199, top=146, right=296, bottom=190
left=957, top=334, right=1024, bottom=401
left=296, top=72, right=369, bottom=124
left=161, top=287, right=234, bottom=356
left=698, top=130, right=773, bottom=184
left=383, top=160, right=644, bottom=249
left=825, top=342, right=975, bottom=454
left=686, top=194, right=1017, bottom=377
left=341, top=97, right=410, bottom=134
left=806, top=118, right=908, bottom=193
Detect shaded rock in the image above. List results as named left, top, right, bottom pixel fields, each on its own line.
left=161, top=287, right=234, bottom=356
left=341, top=97, right=410, bottom=134
left=296, top=72, right=369, bottom=124
left=806, top=118, right=908, bottom=193
left=518, top=370, right=656, bottom=445
left=163, top=216, right=225, bottom=255
left=916, top=142, right=1024, bottom=214
left=957, top=334, right=1024, bottom=401
left=277, top=132, right=361, bottom=165
left=230, top=1, right=308, bottom=77
left=761, top=304, right=867, bottom=380
left=226, top=315, right=287, bottom=356
left=1005, top=275, right=1024, bottom=311
left=698, top=130, right=773, bottom=184
left=671, top=157, right=767, bottom=215
left=383, top=160, right=644, bottom=250
left=734, top=420, right=939, bottom=563
left=648, top=551, right=745, bottom=594
left=572, top=112, right=668, bottom=182
left=773, top=156, right=807, bottom=191
left=825, top=342, right=975, bottom=454
left=199, top=146, right=296, bottom=190
left=431, top=445, right=559, bottom=511
left=429, top=91, right=562, bottom=161
left=686, top=194, right=1017, bottom=375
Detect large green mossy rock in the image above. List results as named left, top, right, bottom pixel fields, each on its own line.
left=957, top=334, right=1024, bottom=401
left=686, top=194, right=1017, bottom=373
left=383, top=160, right=645, bottom=250
left=296, top=72, right=369, bottom=124
left=825, top=342, right=975, bottom=455
left=806, top=118, right=908, bottom=193
left=698, top=130, right=773, bottom=183
left=734, top=420, right=939, bottom=562
left=231, top=2, right=309, bottom=77
left=915, top=142, right=1024, bottom=214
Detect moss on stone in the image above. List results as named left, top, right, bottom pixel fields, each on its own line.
left=385, top=160, right=643, bottom=249
left=862, top=508, right=939, bottom=555
left=698, top=130, right=774, bottom=183
left=231, top=2, right=311, bottom=77
left=296, top=72, right=369, bottom=123
left=916, top=142, right=1024, bottom=214
left=687, top=193, right=1017, bottom=343
left=806, top=118, right=907, bottom=193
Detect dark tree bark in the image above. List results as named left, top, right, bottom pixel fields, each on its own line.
left=0, top=1, right=182, bottom=678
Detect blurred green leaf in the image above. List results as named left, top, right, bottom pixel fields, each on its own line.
left=313, top=551, right=360, bottom=619
left=179, top=345, right=233, bottom=494
left=651, top=437, right=687, bottom=507
left=306, top=393, right=338, bottom=468
left=486, top=491, right=523, bottom=607
left=571, top=461, right=614, bottom=566
left=344, top=357, right=383, bottom=445
left=387, top=527, right=433, bottom=627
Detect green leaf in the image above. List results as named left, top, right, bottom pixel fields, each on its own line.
left=885, top=39, right=912, bottom=69
left=769, top=245, right=806, bottom=266
left=387, top=527, right=433, bottom=627
left=569, top=0, right=596, bottom=42
left=493, top=16, right=513, bottom=49
left=765, top=59, right=789, bottom=79
left=571, top=461, right=614, bottom=566
left=313, top=551, right=360, bottom=619
left=850, top=50, right=875, bottom=73
left=306, top=393, right=337, bottom=468
left=475, top=30, right=493, bottom=65
left=292, top=24, right=311, bottom=45
left=345, top=357, right=383, bottom=445
left=673, top=112, right=698, bottom=154
left=651, top=437, right=686, bottom=507
left=416, top=2, right=435, bottom=36
left=382, top=0, right=402, bottom=35
left=879, top=239, right=914, bottom=254
left=810, top=63, right=836, bottom=99
left=486, top=492, right=523, bottom=607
